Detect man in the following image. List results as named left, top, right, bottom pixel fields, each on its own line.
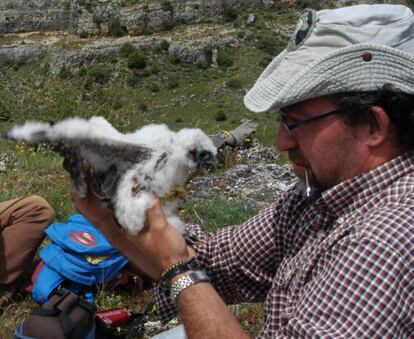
left=73, top=4, right=414, bottom=338
left=0, top=196, right=54, bottom=306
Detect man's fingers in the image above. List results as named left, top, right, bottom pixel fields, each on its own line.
left=146, top=198, right=169, bottom=230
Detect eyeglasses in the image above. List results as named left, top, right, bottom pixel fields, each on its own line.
left=279, top=108, right=343, bottom=137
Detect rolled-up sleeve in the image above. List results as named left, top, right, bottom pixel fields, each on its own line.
left=154, top=202, right=284, bottom=322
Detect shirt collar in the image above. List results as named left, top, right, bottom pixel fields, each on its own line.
left=313, top=151, right=414, bottom=220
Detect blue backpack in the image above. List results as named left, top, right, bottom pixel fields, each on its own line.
left=32, top=214, right=129, bottom=304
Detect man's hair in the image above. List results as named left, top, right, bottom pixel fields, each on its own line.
left=332, top=84, right=414, bottom=151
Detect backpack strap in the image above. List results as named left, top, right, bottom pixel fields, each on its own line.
left=59, top=312, right=76, bottom=337
left=30, top=288, right=96, bottom=338
left=31, top=307, right=60, bottom=317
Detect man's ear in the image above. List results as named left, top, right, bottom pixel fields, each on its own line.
left=365, top=106, right=391, bottom=147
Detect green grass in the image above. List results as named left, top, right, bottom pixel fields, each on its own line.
left=0, top=143, right=73, bottom=221
left=183, top=195, right=259, bottom=232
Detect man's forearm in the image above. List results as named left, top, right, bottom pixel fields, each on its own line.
left=176, top=282, right=250, bottom=339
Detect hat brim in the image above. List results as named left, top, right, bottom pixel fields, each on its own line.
left=244, top=44, right=414, bottom=112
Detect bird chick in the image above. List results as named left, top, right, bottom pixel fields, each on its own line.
left=1, top=117, right=217, bottom=236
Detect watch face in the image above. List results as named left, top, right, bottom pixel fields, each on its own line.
left=170, top=271, right=209, bottom=302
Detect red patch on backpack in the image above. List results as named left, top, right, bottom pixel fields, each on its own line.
left=70, top=231, right=97, bottom=247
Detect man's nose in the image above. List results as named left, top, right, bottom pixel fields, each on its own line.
left=275, top=124, right=298, bottom=152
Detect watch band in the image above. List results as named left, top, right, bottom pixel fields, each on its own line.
left=161, top=257, right=201, bottom=287
left=170, top=270, right=210, bottom=303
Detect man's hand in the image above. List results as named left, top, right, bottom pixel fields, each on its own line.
left=127, top=199, right=194, bottom=277
left=70, top=166, right=194, bottom=280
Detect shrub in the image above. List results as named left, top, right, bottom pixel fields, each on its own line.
left=149, top=83, right=160, bottom=92
left=78, top=66, right=88, bottom=77
left=217, top=49, right=233, bottom=67
left=137, top=102, right=148, bottom=112
left=109, top=18, right=127, bottom=37
left=93, top=88, right=107, bottom=104
left=141, top=68, right=152, bottom=77
left=237, top=31, right=246, bottom=39
left=127, top=51, right=147, bottom=69
left=93, top=15, right=104, bottom=26
left=162, top=22, right=175, bottom=31
left=58, top=66, right=71, bottom=79
left=112, top=97, right=122, bottom=109
left=227, top=78, right=242, bottom=89
left=83, top=77, right=93, bottom=91
left=295, top=0, right=322, bottom=10
left=120, top=42, right=136, bottom=57
left=256, top=35, right=284, bottom=56
left=197, top=61, right=209, bottom=70
left=160, top=39, right=170, bottom=52
left=79, top=31, right=88, bottom=39
left=169, top=52, right=181, bottom=65
left=150, top=64, right=160, bottom=75
left=122, top=0, right=141, bottom=6
left=161, top=0, right=173, bottom=12
left=215, top=110, right=227, bottom=122
left=109, top=54, right=118, bottom=64
left=0, top=102, right=10, bottom=122
left=167, top=78, right=179, bottom=89
left=203, top=43, right=214, bottom=64
left=88, top=65, right=110, bottom=84
left=259, top=56, right=272, bottom=67
left=223, top=6, right=238, bottom=22
left=127, top=72, right=141, bottom=88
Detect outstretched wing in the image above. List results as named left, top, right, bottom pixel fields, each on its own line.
left=1, top=119, right=153, bottom=201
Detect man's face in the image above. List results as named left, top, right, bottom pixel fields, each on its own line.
left=275, top=96, right=364, bottom=191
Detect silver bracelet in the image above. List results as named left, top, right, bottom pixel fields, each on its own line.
left=170, top=270, right=210, bottom=303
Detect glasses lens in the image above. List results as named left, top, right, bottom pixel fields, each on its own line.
left=282, top=122, right=294, bottom=137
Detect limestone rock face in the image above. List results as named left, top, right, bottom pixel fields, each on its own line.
left=0, top=0, right=76, bottom=33
left=0, top=0, right=264, bottom=35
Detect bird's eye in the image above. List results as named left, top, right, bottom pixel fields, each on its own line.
left=197, top=151, right=211, bottom=161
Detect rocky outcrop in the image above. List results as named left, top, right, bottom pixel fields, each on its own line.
left=0, top=0, right=266, bottom=35
left=0, top=0, right=76, bottom=34
left=0, top=11, right=241, bottom=74
left=0, top=0, right=255, bottom=72
left=0, top=30, right=238, bottom=73
left=189, top=141, right=296, bottom=207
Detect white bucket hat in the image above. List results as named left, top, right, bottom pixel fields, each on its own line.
left=244, top=4, right=414, bottom=112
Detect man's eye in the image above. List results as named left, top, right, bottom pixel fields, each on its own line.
left=278, top=114, right=298, bottom=125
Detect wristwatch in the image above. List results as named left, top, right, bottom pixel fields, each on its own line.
left=161, top=257, right=201, bottom=287
left=170, top=270, right=210, bottom=303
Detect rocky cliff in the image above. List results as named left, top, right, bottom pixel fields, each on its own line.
left=0, top=0, right=272, bottom=35
left=0, top=0, right=282, bottom=73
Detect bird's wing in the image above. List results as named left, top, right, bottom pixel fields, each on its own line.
left=54, top=138, right=153, bottom=201
left=1, top=120, right=154, bottom=200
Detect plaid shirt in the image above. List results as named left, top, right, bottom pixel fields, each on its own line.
left=155, top=152, right=414, bottom=338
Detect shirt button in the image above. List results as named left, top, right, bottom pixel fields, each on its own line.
left=317, top=230, right=326, bottom=239
left=337, top=217, right=344, bottom=224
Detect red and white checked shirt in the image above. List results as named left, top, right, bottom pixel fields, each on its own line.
left=155, top=151, right=414, bottom=338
